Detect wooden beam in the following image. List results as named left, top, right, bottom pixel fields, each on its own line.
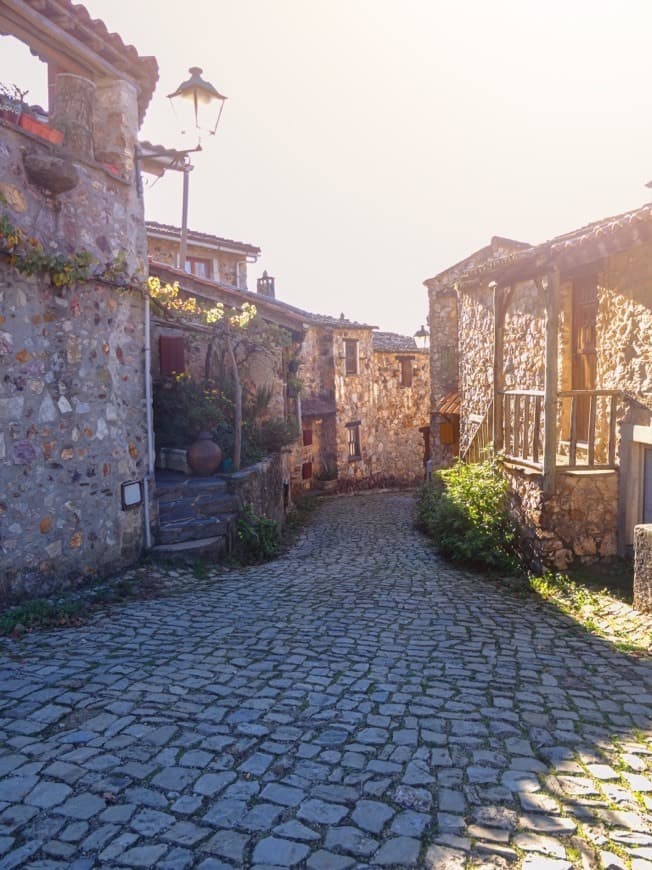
left=492, top=283, right=507, bottom=452
left=0, top=1, right=140, bottom=89
left=541, top=269, right=560, bottom=494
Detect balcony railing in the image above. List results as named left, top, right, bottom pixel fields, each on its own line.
left=499, top=390, right=544, bottom=469
left=494, top=388, right=620, bottom=471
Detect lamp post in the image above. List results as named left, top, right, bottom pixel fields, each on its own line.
left=166, top=67, right=227, bottom=271
left=415, top=324, right=429, bottom=349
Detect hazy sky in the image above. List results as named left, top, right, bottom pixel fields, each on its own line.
left=3, top=1, right=652, bottom=335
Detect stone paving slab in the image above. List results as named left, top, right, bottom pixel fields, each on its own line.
left=0, top=492, right=651, bottom=868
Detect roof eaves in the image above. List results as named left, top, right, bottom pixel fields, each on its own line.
left=146, top=220, right=261, bottom=256
left=19, top=0, right=159, bottom=123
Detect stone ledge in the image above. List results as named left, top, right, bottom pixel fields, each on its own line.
left=634, top=524, right=652, bottom=613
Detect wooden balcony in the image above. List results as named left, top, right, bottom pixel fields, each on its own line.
left=496, top=388, right=620, bottom=472
left=464, top=389, right=621, bottom=481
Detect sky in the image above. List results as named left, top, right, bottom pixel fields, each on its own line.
left=3, top=0, right=652, bottom=336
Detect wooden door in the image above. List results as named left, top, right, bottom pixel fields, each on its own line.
left=572, top=277, right=598, bottom=442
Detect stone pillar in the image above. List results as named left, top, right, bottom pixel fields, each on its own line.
left=52, top=73, right=96, bottom=161
left=428, top=284, right=459, bottom=468
left=634, top=524, right=652, bottom=612
left=93, top=78, right=139, bottom=178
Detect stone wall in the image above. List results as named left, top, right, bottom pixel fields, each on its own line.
left=458, top=284, right=493, bottom=454
left=293, top=325, right=430, bottom=490
left=506, top=466, right=618, bottom=570
left=428, top=289, right=458, bottom=467
left=502, top=281, right=546, bottom=391
left=372, top=349, right=429, bottom=483
left=634, top=524, right=652, bottom=613
left=0, top=117, right=148, bottom=601
left=222, top=452, right=289, bottom=525
left=597, top=248, right=652, bottom=402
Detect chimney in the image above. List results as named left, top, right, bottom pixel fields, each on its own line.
left=257, top=270, right=275, bottom=298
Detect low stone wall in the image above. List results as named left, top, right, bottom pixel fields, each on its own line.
left=634, top=525, right=652, bottom=612
left=219, top=452, right=289, bottom=525
left=506, top=466, right=618, bottom=570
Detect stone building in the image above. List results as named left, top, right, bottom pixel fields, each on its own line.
left=0, top=1, right=158, bottom=599
left=148, top=232, right=430, bottom=494
left=294, top=326, right=429, bottom=490
left=426, top=203, right=652, bottom=569
left=146, top=221, right=260, bottom=289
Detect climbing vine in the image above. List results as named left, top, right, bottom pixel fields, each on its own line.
left=0, top=206, right=141, bottom=291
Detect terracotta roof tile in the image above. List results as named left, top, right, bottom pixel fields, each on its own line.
left=372, top=332, right=422, bottom=353
left=436, top=391, right=461, bottom=415
left=146, top=220, right=261, bottom=256
left=301, top=396, right=336, bottom=417
left=22, top=0, right=159, bottom=122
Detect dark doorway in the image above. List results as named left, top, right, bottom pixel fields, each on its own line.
left=572, top=276, right=598, bottom=442
left=644, top=447, right=652, bottom=525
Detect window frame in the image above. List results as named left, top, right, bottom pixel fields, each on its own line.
left=346, top=421, right=362, bottom=461
left=398, top=356, right=414, bottom=388
left=344, top=339, right=359, bottom=375
left=184, top=256, right=212, bottom=279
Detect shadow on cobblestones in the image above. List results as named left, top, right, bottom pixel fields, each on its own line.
left=0, top=491, right=650, bottom=869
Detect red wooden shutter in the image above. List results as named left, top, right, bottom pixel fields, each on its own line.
left=159, top=335, right=185, bottom=376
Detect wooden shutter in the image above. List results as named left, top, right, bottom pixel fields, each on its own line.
left=159, top=335, right=185, bottom=376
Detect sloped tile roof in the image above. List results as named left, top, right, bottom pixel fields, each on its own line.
left=146, top=220, right=261, bottom=257
left=447, top=202, right=652, bottom=286
left=436, top=391, right=461, bottom=415
left=372, top=331, right=421, bottom=353
left=301, top=396, right=336, bottom=417
left=19, top=0, right=159, bottom=122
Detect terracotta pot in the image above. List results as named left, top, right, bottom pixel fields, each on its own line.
left=187, top=431, right=222, bottom=476
left=19, top=114, right=64, bottom=145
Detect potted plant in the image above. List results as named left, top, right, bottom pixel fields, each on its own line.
left=0, top=83, right=26, bottom=126
left=287, top=375, right=303, bottom=398
left=19, top=106, right=64, bottom=145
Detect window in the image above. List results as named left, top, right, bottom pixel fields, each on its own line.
left=159, top=335, right=185, bottom=376
left=236, top=261, right=247, bottom=289
left=346, top=421, right=361, bottom=461
left=344, top=339, right=358, bottom=375
left=399, top=356, right=413, bottom=388
left=185, top=257, right=212, bottom=279
left=303, top=428, right=313, bottom=447
left=302, top=461, right=313, bottom=480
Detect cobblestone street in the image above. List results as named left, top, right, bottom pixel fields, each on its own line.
left=0, top=491, right=651, bottom=869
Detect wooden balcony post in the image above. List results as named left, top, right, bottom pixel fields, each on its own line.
left=492, top=282, right=505, bottom=453
left=542, top=268, right=560, bottom=494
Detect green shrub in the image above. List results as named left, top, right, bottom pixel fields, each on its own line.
left=417, top=459, right=521, bottom=572
left=255, top=417, right=300, bottom=453
left=153, top=376, right=229, bottom=447
left=235, top=505, right=280, bottom=563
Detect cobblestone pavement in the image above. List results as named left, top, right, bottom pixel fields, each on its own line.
left=1, top=492, right=651, bottom=869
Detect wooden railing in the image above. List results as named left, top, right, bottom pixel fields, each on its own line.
left=463, top=401, right=493, bottom=464
left=557, top=389, right=619, bottom=469
left=463, top=389, right=621, bottom=473
left=499, top=390, right=545, bottom=469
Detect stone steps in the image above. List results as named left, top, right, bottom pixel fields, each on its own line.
left=153, top=472, right=242, bottom=562
left=158, top=515, right=237, bottom=545
left=158, top=493, right=240, bottom=522
left=150, top=536, right=229, bottom=562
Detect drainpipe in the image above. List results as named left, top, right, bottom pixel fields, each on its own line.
left=142, top=294, right=154, bottom=549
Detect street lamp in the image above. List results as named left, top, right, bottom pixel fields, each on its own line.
left=415, top=325, right=429, bottom=349
left=165, top=68, right=227, bottom=270
left=167, top=67, right=227, bottom=140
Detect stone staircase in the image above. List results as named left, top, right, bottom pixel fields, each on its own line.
left=152, top=472, right=241, bottom=562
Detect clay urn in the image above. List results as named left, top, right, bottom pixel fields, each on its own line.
left=187, top=431, right=222, bottom=476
